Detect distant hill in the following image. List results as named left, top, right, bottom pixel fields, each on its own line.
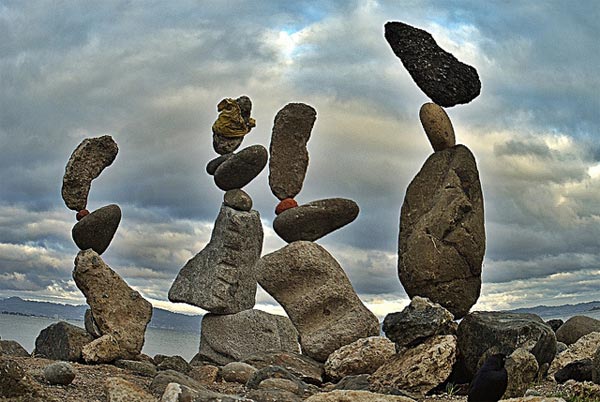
left=504, top=300, right=600, bottom=320
left=0, top=297, right=202, bottom=333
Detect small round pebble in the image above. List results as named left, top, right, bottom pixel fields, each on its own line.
left=44, top=361, right=76, bottom=385
left=76, top=209, right=90, bottom=221
left=275, top=198, right=298, bottom=215
left=224, top=189, right=253, bottom=211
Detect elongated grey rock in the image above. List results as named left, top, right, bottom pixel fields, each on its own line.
left=398, top=145, right=484, bottom=319
left=273, top=198, right=359, bottom=242
left=257, top=241, right=380, bottom=362
left=62, top=135, right=118, bottom=211
left=71, top=204, right=121, bottom=254
left=169, top=205, right=263, bottom=314
left=269, top=103, right=317, bottom=200
left=385, top=21, right=481, bottom=107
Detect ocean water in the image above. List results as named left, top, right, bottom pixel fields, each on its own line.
left=0, top=314, right=199, bottom=360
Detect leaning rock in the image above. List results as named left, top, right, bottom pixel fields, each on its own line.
left=399, top=145, right=484, bottom=319
left=223, top=189, right=253, bottom=212
left=62, top=135, right=119, bottom=211
left=554, top=359, right=593, bottom=383
left=43, top=362, right=76, bottom=385
left=273, top=198, right=359, bottom=242
left=169, top=205, right=263, bottom=314
left=503, top=348, right=539, bottom=399
left=556, top=316, right=600, bottom=345
left=196, top=309, right=299, bottom=366
left=105, top=377, right=156, bottom=402
left=257, top=241, right=380, bottom=362
left=457, top=311, right=557, bottom=379
left=74, top=250, right=152, bottom=362
left=384, top=21, right=481, bottom=107
left=71, top=204, right=121, bottom=254
left=549, top=332, right=600, bottom=378
left=419, top=102, right=455, bottom=151
left=34, top=321, right=93, bottom=361
left=370, top=335, right=457, bottom=396
left=0, top=340, right=29, bottom=357
left=324, top=337, right=396, bottom=381
left=383, top=296, right=456, bottom=348
left=243, top=351, right=324, bottom=385
left=214, top=145, right=268, bottom=191
left=269, top=103, right=317, bottom=200
left=306, top=390, right=416, bottom=402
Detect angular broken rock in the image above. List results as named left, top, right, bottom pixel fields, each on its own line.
left=273, top=198, right=359, bottom=243
left=384, top=21, right=481, bottom=107
left=34, top=321, right=93, bottom=361
left=398, top=144, right=484, bottom=319
left=71, top=204, right=121, bottom=255
left=73, top=250, right=152, bottom=362
left=257, top=241, right=380, bottom=362
left=269, top=103, right=317, bottom=200
left=196, top=309, right=300, bottom=366
left=168, top=205, right=263, bottom=314
left=62, top=135, right=119, bottom=211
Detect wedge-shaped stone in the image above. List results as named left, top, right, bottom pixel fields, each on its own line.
left=71, top=204, right=121, bottom=254
left=73, top=250, right=152, bottom=363
left=169, top=205, right=263, bottom=314
left=257, top=241, right=380, bottom=362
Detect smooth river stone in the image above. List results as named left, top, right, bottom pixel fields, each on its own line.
left=257, top=241, right=380, bottom=362
left=269, top=103, right=317, bottom=200
left=73, top=250, right=152, bottom=363
left=71, top=204, right=121, bottom=255
left=398, top=144, right=484, bottom=319
left=385, top=21, right=481, bottom=107
left=223, top=189, right=253, bottom=211
left=62, top=135, right=119, bottom=211
left=419, top=102, right=455, bottom=151
left=273, top=198, right=359, bottom=243
left=168, top=205, right=263, bottom=314
left=206, top=153, right=233, bottom=176
left=214, top=145, right=268, bottom=191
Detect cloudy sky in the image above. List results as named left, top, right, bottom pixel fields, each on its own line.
left=1, top=1, right=599, bottom=319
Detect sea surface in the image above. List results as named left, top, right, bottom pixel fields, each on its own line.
left=0, top=313, right=199, bottom=360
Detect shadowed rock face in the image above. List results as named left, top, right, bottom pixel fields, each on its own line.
left=398, top=145, right=484, bottom=318
left=384, top=21, right=481, bottom=107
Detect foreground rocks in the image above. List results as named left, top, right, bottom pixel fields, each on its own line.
left=555, top=316, right=600, bottom=345
left=34, top=321, right=94, bottom=361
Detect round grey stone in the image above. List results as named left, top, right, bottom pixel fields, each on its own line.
left=71, top=204, right=121, bottom=255
left=43, top=361, right=76, bottom=385
left=224, top=189, right=253, bottom=211
left=214, top=145, right=268, bottom=191
left=555, top=315, right=600, bottom=345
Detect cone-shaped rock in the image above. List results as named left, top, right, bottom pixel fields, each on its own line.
left=71, top=204, right=121, bottom=254
left=62, top=135, right=119, bottom=211
left=73, top=250, right=152, bottom=363
left=273, top=198, right=359, bottom=242
left=399, top=145, right=484, bottom=319
left=419, top=103, right=455, bottom=151
left=269, top=103, right=317, bottom=200
left=214, top=145, right=268, bottom=191
left=257, top=241, right=380, bottom=362
left=385, top=21, right=481, bottom=107
left=169, top=205, right=263, bottom=314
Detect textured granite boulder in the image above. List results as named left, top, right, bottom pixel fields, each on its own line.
left=62, top=135, right=119, bottom=211
left=503, top=348, right=539, bottom=399
left=269, top=103, right=317, bottom=200
left=457, top=311, right=557, bottom=379
left=34, top=321, right=93, bottom=361
left=243, top=351, right=324, bottom=385
left=383, top=296, right=456, bottom=348
left=370, top=335, right=457, bottom=396
left=549, top=332, right=600, bottom=378
left=169, top=205, right=263, bottom=314
left=223, top=189, right=252, bottom=211
left=214, top=144, right=268, bottom=191
left=43, top=362, right=76, bottom=385
left=273, top=198, right=359, bottom=242
left=556, top=316, right=600, bottom=345
left=196, top=309, right=299, bottom=366
left=306, top=390, right=416, bottom=402
left=419, top=102, right=455, bottom=151
left=384, top=21, right=481, bottom=107
left=0, top=340, right=29, bottom=357
left=257, top=241, right=380, bottom=362
left=73, top=250, right=152, bottom=362
left=71, top=204, right=121, bottom=254
left=398, top=144, right=484, bottom=319
left=324, top=336, right=396, bottom=381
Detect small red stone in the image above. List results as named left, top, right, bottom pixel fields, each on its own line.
left=76, top=209, right=90, bottom=221
left=275, top=198, right=298, bottom=215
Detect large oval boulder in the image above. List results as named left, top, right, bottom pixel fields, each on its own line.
left=556, top=316, right=600, bottom=345
left=398, top=144, right=484, bottom=319
left=71, top=204, right=121, bottom=255
left=457, top=311, right=557, bottom=379
left=214, top=145, right=268, bottom=191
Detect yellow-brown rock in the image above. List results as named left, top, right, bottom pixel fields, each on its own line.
left=419, top=102, right=455, bottom=152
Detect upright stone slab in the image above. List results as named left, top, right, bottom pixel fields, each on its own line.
left=269, top=103, right=317, bottom=200
left=169, top=205, right=263, bottom=314
left=384, top=21, right=481, bottom=107
left=73, top=250, right=152, bottom=362
left=196, top=309, right=300, bottom=366
left=257, top=241, right=380, bottom=362
left=398, top=144, right=484, bottom=318
left=62, top=135, right=119, bottom=211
